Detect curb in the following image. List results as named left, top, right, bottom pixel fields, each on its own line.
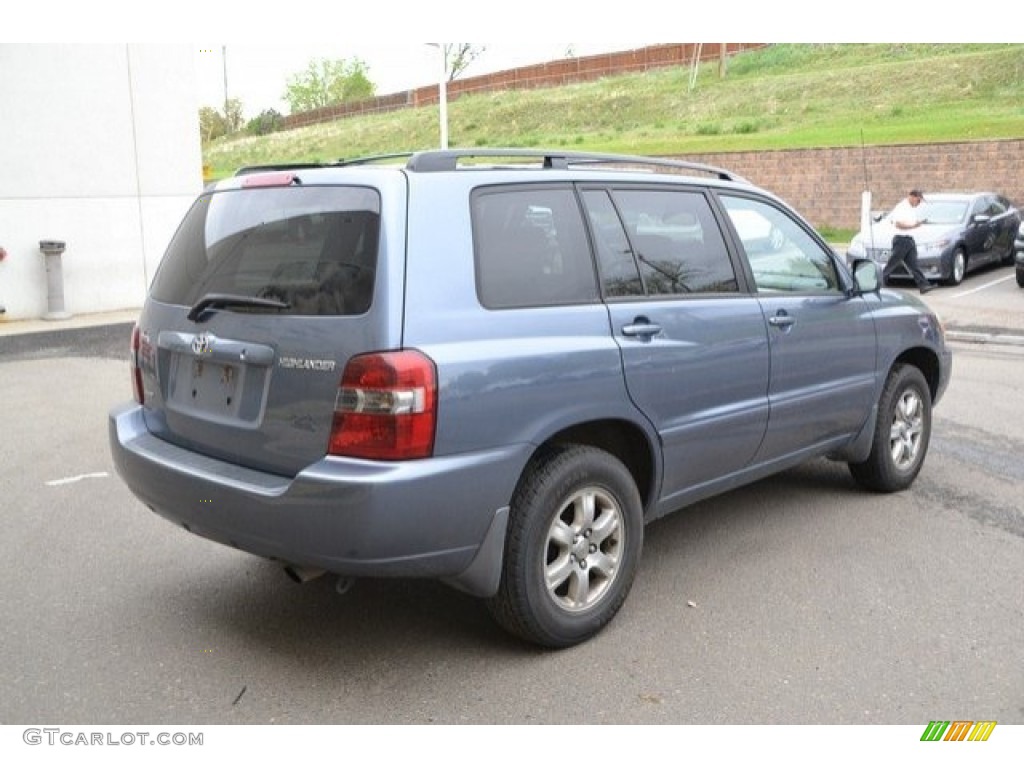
left=946, top=330, right=1024, bottom=347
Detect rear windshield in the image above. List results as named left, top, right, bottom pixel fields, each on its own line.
left=151, top=185, right=380, bottom=316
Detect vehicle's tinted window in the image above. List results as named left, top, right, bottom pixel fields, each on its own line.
left=472, top=186, right=598, bottom=309
left=151, top=186, right=380, bottom=316
left=582, top=190, right=644, bottom=297
left=721, top=195, right=841, bottom=293
left=586, top=188, right=737, bottom=296
left=985, top=196, right=1006, bottom=216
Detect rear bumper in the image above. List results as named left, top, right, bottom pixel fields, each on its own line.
left=109, top=403, right=526, bottom=595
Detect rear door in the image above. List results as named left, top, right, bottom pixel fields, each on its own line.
left=582, top=185, right=770, bottom=507
left=718, top=193, right=878, bottom=463
left=136, top=171, right=405, bottom=476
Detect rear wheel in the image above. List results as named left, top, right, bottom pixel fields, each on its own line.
left=486, top=444, right=643, bottom=648
left=849, top=364, right=932, bottom=492
left=1016, top=266, right=1024, bottom=288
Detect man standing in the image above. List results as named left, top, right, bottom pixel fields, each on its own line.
left=885, top=189, right=935, bottom=294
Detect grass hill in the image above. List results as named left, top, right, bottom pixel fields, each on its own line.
left=203, top=44, right=1024, bottom=178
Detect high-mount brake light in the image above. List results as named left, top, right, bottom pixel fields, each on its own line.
left=130, top=324, right=144, bottom=405
left=328, top=350, right=437, bottom=461
left=241, top=172, right=300, bottom=188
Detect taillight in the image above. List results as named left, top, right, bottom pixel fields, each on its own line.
left=328, top=350, right=437, bottom=460
left=130, top=324, right=144, bottom=405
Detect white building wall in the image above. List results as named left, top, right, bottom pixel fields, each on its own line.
left=0, top=44, right=202, bottom=320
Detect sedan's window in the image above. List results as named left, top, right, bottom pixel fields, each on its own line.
left=984, top=197, right=1006, bottom=216
left=472, top=186, right=599, bottom=309
left=925, top=201, right=968, bottom=224
left=721, top=195, right=841, bottom=294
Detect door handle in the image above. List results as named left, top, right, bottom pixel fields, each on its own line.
left=622, top=319, right=662, bottom=339
left=768, top=312, right=796, bottom=329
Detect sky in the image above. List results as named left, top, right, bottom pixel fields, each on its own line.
left=194, top=44, right=649, bottom=118
left=8, top=0, right=1008, bottom=121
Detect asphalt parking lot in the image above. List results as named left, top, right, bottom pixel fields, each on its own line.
left=0, top=265, right=1021, bottom=735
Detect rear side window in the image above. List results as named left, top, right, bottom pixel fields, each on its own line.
left=472, top=186, right=598, bottom=309
left=586, top=188, right=738, bottom=297
left=151, top=186, right=380, bottom=316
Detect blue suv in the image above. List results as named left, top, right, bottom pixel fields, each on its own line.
left=109, top=149, right=952, bottom=647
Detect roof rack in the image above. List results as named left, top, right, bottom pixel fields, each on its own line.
left=233, top=149, right=749, bottom=184
left=404, top=148, right=748, bottom=183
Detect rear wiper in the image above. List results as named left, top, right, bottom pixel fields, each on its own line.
left=187, top=293, right=290, bottom=322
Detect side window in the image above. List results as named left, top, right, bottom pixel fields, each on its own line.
left=472, top=187, right=598, bottom=309
left=721, top=195, right=841, bottom=294
left=584, top=187, right=738, bottom=297
left=582, top=190, right=644, bottom=297
left=985, top=197, right=1005, bottom=216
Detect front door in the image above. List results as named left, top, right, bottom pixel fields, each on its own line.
left=718, top=194, right=879, bottom=463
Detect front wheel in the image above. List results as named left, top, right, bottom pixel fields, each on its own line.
left=943, top=247, right=966, bottom=286
left=486, top=444, right=643, bottom=648
left=849, top=364, right=932, bottom=492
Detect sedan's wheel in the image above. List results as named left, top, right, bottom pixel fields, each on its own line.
left=849, top=364, right=932, bottom=492
left=943, top=248, right=966, bottom=286
left=1016, top=267, right=1024, bottom=288
left=486, top=444, right=643, bottom=648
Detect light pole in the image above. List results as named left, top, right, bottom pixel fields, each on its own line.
left=222, top=45, right=229, bottom=120
left=427, top=44, right=448, bottom=149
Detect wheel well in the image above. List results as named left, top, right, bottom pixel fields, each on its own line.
left=536, top=420, right=655, bottom=511
left=893, top=348, right=941, bottom=401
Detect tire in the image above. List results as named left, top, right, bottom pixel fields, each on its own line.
left=1016, top=266, right=1024, bottom=288
left=943, top=247, right=966, bottom=286
left=486, top=444, right=643, bottom=648
left=849, top=364, right=932, bottom=493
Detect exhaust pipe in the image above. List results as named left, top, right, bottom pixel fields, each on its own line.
left=283, top=564, right=327, bottom=584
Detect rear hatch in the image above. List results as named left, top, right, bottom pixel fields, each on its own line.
left=136, top=170, right=403, bottom=476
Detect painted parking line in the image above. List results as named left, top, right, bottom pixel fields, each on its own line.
left=45, top=471, right=110, bottom=487
left=950, top=274, right=1016, bottom=299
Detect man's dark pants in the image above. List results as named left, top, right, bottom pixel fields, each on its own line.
left=884, top=234, right=931, bottom=290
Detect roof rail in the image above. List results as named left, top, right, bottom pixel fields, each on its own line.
left=404, top=148, right=748, bottom=183
left=336, top=152, right=416, bottom=166
left=234, top=154, right=418, bottom=177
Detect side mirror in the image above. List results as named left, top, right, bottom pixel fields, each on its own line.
left=851, top=258, right=880, bottom=294
left=971, top=214, right=991, bottom=226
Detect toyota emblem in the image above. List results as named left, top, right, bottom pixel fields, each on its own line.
left=191, top=332, right=214, bottom=356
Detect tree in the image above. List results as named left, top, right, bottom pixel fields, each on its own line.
left=246, top=108, right=284, bottom=136
left=199, top=106, right=227, bottom=143
left=223, top=98, right=244, bottom=134
left=198, top=99, right=245, bottom=143
left=283, top=58, right=375, bottom=113
left=444, top=44, right=485, bottom=81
